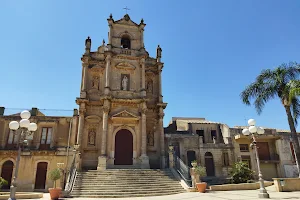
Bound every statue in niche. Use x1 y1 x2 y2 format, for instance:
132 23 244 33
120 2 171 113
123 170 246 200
92 76 99 90
147 132 154 146
213 136 216 144
147 80 153 94
121 75 129 91
88 130 96 146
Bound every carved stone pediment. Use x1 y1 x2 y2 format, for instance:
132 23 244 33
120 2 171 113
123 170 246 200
85 115 102 123
111 110 139 120
115 62 136 70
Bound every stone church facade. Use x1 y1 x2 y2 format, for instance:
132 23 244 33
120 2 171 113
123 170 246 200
76 14 167 170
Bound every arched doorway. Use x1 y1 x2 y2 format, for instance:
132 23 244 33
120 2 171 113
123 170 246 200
115 129 133 165
205 152 215 176
34 162 48 189
187 151 196 167
1 160 14 189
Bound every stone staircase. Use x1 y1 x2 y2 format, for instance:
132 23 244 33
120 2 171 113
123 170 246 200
71 169 186 198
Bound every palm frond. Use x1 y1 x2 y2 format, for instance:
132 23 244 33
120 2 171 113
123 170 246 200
291 97 300 126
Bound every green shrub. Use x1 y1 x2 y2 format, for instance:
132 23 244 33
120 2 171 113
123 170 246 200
0 177 8 188
49 168 61 188
194 165 206 177
230 161 254 184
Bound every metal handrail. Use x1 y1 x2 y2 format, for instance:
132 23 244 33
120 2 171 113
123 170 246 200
64 154 77 194
174 155 192 186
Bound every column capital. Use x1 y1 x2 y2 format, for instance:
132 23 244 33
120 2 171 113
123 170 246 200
79 109 86 116
103 106 110 114
105 54 112 61
140 58 145 65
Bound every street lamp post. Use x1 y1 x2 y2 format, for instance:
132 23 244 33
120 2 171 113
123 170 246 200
290 137 300 178
8 110 37 200
242 119 270 199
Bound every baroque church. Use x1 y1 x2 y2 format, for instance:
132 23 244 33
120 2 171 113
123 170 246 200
76 13 167 170
0 14 299 195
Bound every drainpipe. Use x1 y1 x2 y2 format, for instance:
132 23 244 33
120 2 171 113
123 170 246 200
64 118 73 187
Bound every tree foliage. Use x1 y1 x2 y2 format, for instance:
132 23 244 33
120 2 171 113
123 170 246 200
240 62 300 164
49 168 61 188
0 177 8 188
230 162 254 184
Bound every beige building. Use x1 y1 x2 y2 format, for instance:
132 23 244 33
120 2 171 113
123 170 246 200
0 108 78 191
231 126 300 180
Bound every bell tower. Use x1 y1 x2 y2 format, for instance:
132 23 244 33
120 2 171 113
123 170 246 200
76 14 167 170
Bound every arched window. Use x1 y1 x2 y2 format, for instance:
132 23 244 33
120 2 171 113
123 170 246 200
121 35 131 49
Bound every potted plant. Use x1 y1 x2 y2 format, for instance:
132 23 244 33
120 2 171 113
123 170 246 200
0 177 8 189
191 160 198 168
194 165 207 193
48 168 62 200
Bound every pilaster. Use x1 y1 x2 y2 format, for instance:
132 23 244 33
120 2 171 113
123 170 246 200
140 58 146 97
158 108 166 169
104 54 111 95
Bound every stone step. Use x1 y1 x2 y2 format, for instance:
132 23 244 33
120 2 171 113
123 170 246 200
70 169 185 198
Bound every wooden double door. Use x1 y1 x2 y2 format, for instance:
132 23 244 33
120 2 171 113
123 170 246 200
114 129 133 165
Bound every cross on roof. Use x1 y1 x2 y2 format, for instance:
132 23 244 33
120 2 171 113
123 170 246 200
123 6 130 14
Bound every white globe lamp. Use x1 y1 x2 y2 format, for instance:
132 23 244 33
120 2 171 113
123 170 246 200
28 123 38 132
9 121 19 130
242 128 250 136
248 119 256 126
20 110 31 119
19 119 30 128
257 127 265 135
249 125 257 134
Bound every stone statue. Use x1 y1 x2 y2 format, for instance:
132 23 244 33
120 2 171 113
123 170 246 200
122 75 128 91
88 130 96 145
213 136 216 144
147 132 154 146
156 45 162 58
147 81 153 94
92 77 99 90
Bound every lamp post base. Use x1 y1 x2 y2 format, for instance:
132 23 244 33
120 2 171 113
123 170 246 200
258 191 270 198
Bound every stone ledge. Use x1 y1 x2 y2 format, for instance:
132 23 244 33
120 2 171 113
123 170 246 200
0 192 43 199
273 178 300 192
210 181 273 191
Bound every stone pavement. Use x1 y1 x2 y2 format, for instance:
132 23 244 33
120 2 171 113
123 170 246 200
36 186 300 200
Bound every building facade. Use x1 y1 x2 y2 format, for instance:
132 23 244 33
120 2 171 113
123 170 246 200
76 14 167 170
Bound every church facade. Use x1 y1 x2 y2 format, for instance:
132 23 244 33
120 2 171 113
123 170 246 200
76 14 167 170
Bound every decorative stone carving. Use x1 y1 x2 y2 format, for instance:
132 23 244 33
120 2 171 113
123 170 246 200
92 76 100 90
147 80 153 94
147 131 154 146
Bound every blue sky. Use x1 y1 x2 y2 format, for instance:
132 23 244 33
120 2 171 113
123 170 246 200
1 0 300 130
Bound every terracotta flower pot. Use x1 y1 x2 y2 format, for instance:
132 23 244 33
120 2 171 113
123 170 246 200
196 182 207 193
49 188 62 200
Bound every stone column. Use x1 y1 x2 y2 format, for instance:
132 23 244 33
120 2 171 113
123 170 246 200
98 101 110 171
158 64 163 102
168 146 174 168
140 58 146 97
141 109 147 155
80 64 88 98
104 54 111 95
159 109 166 169
76 107 85 146
108 24 112 45
140 105 149 169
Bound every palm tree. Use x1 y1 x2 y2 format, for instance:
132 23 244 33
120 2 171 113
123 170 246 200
240 62 300 167
289 80 300 102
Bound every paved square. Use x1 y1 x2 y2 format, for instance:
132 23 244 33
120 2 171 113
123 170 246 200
35 186 300 200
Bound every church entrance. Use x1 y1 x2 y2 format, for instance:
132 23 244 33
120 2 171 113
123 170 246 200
114 129 133 165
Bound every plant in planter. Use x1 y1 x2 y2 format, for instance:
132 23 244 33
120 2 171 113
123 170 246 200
49 168 62 200
194 165 207 193
0 177 8 189
230 161 254 184
191 160 198 168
